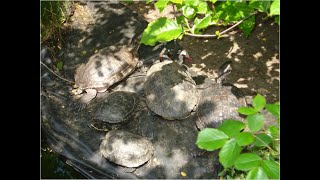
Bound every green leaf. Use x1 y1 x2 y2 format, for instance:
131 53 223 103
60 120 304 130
210 0 217 4
253 94 266 111
155 0 170 13
239 15 255 38
182 5 196 19
261 160 280 179
270 0 280 16
238 107 258 115
268 125 279 139
192 14 212 32
236 132 255 146
254 133 272 147
274 15 279 25
217 120 245 138
249 0 271 13
247 113 265 132
196 1 208 14
219 139 241 168
234 153 262 171
56 61 63 70
196 128 229 151
170 0 182 4
215 30 221 39
176 15 184 24
216 1 254 23
141 17 183 46
183 0 199 7
215 1 241 23
265 104 280 119
146 0 153 4
246 166 268 180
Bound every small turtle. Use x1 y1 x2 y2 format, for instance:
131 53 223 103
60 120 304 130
71 44 139 110
143 51 198 120
99 130 154 168
196 61 246 130
88 91 139 131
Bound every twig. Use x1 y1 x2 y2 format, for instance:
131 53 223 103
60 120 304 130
40 61 75 84
172 3 176 21
185 12 258 38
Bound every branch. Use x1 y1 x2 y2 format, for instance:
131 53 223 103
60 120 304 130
40 61 75 84
185 12 258 38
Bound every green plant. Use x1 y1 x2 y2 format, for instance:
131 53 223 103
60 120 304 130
196 94 280 179
140 0 280 46
40 1 73 43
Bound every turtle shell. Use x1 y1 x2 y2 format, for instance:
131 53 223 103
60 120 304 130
74 45 138 92
93 91 138 124
196 79 246 130
100 130 154 168
144 61 198 120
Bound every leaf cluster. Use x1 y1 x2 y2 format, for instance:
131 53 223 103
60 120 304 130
141 0 280 45
196 94 280 179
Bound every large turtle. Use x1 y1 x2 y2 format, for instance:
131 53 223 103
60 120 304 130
99 130 154 168
143 51 198 120
196 61 247 130
72 44 139 110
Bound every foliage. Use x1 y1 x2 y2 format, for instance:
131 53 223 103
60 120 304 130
141 0 280 45
40 1 73 43
196 94 280 179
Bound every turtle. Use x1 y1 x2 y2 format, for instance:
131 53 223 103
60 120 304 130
89 91 139 131
71 44 139 110
143 51 198 120
196 61 247 130
99 130 154 168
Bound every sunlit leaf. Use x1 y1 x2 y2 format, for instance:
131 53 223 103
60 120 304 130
183 0 199 7
234 153 262 171
246 166 268 179
247 113 265 132
219 139 241 168
197 1 208 14
182 5 196 19
141 17 183 46
192 14 212 31
236 132 255 146
170 0 182 4
238 107 258 115
218 120 245 138
196 128 229 151
268 125 279 139
265 104 280 119
155 0 170 13
254 133 272 147
261 160 280 179
270 0 280 16
249 0 271 13
253 94 266 111
216 1 254 23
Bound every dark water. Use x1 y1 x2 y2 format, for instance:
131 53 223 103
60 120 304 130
41 143 85 179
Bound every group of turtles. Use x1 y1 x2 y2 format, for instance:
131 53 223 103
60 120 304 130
70 39 246 170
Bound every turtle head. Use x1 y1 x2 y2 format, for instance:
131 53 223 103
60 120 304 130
216 61 232 84
177 49 192 65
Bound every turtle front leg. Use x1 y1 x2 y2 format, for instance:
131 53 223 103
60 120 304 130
73 89 97 111
80 88 97 104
